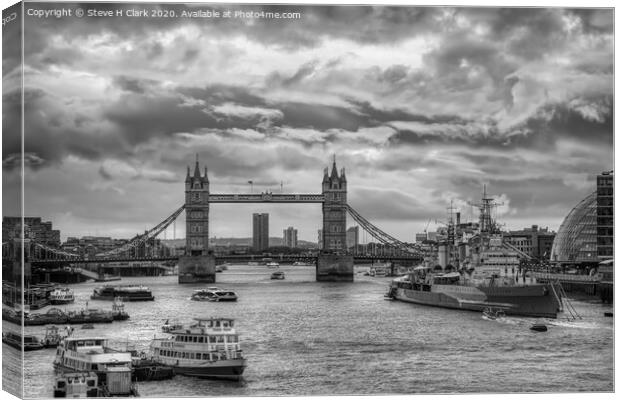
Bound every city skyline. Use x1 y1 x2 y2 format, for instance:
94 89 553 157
2 3 613 243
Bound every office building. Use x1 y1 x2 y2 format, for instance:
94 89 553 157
503 225 556 260
2 216 61 247
283 226 298 248
252 213 269 252
346 226 359 250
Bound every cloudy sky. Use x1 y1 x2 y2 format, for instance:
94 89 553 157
2 2 614 243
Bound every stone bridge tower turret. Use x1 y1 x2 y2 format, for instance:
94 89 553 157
322 158 347 253
185 157 210 256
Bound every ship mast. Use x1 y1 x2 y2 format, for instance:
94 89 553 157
469 185 502 235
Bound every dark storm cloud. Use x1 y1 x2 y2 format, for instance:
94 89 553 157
568 9 614 34
389 94 612 150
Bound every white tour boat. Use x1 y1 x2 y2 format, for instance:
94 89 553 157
150 317 246 380
49 287 75 305
191 287 238 302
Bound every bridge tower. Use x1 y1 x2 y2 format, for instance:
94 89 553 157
185 158 210 255
318 157 353 282
322 158 347 252
179 156 216 283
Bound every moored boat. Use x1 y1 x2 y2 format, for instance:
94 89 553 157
49 287 75 305
111 298 130 321
53 336 139 396
2 331 44 351
43 326 66 348
53 372 99 397
150 317 246 380
91 285 154 301
388 190 563 319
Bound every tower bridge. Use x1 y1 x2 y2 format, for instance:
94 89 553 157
3 157 424 285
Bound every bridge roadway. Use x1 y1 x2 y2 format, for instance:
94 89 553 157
25 253 423 265
208 193 324 203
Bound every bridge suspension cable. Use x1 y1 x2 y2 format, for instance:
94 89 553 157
32 242 81 259
95 205 185 258
346 204 422 256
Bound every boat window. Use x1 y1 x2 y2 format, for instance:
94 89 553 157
85 340 94 346
77 341 84 346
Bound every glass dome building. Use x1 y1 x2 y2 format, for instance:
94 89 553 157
551 191 598 263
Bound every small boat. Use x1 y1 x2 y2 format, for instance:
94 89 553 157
49 287 75 305
130 352 175 381
2 331 44 351
111 297 130 321
191 287 238 302
482 307 506 321
42 326 65 348
530 323 548 332
81 324 95 329
266 262 280 268
53 372 99 398
270 271 285 280
162 319 184 333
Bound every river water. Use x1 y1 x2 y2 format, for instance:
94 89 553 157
2 264 614 398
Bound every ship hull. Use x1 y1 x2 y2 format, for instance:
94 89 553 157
91 294 154 301
392 283 561 318
162 359 246 380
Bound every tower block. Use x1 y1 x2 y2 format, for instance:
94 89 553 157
318 158 353 282
179 158 216 284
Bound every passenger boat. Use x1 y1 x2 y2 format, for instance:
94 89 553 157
150 317 247 380
2 331 44 351
91 285 154 301
53 336 139 396
191 287 238 302
270 271 285 280
49 287 75 305
53 372 99 397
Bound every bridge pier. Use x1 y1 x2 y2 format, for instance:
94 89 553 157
316 254 354 282
178 255 216 284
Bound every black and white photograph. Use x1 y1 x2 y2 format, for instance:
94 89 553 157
1 1 615 398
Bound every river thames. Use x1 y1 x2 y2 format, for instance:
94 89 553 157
2 264 614 397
